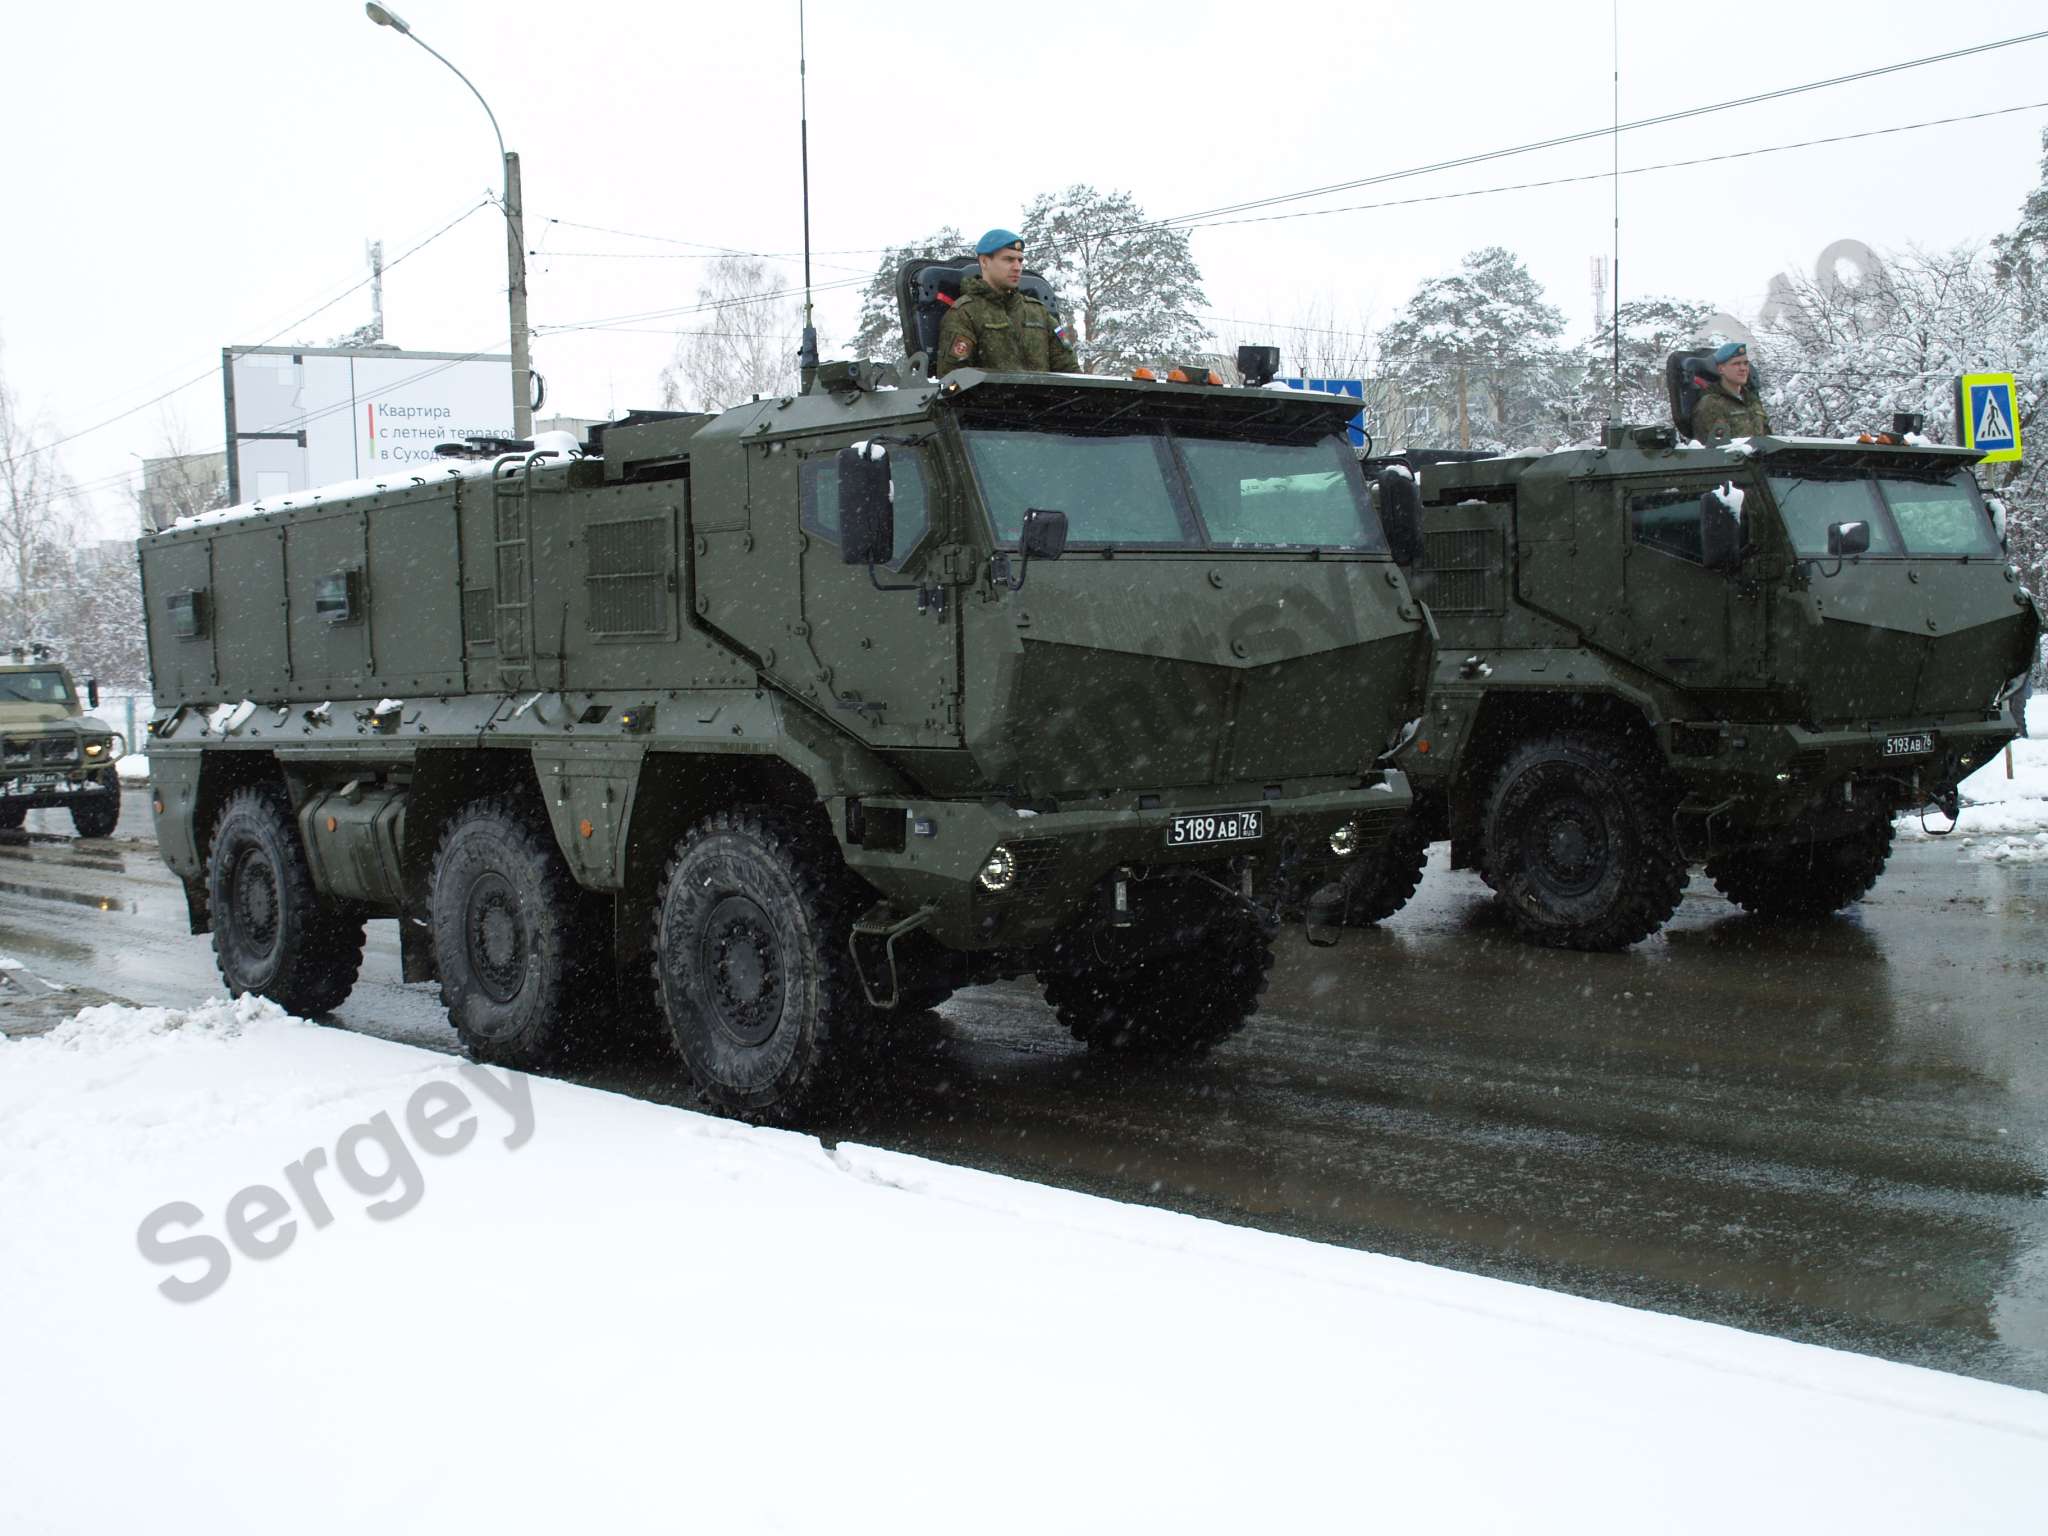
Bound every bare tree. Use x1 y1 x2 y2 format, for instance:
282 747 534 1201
657 256 800 411
0 345 81 646
56 545 147 690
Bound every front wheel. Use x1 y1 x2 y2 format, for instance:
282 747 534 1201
0 801 24 830
1705 817 1895 918
1328 813 1430 926
71 788 120 839
1041 880 1274 1057
206 786 366 1014
652 809 863 1120
1482 732 1685 950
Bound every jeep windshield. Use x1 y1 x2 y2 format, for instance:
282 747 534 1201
0 670 73 705
1767 469 1999 558
962 425 1387 553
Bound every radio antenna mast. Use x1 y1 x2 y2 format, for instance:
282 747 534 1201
1609 0 1622 420
796 0 819 393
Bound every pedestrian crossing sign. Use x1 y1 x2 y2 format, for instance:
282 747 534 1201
1954 371 2022 464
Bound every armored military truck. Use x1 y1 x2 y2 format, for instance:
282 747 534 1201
0 652 125 838
1341 415 2039 950
138 360 1430 1117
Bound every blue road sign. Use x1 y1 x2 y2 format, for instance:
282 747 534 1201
1282 377 1368 448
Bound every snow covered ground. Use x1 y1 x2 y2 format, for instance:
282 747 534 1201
2 997 2043 1534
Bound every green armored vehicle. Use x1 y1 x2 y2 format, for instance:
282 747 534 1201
0 651 125 838
1343 393 2039 950
137 330 1429 1116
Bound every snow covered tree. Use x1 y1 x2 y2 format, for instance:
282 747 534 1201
657 256 799 412
54 545 147 690
1570 296 1718 438
846 225 966 361
1019 186 1208 375
1377 247 1570 452
0 346 81 647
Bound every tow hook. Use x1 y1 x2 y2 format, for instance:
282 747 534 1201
1302 889 1344 947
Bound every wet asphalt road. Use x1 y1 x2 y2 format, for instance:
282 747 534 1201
4 786 2045 1393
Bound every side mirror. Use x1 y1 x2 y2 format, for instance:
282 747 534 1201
1376 468 1424 566
1020 508 1069 562
836 443 894 566
1699 489 1743 573
1826 520 1870 558
86 678 100 709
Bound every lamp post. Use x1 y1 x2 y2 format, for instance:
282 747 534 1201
364 3 532 437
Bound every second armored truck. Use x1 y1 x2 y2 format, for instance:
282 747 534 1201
1349 423 2039 949
139 367 1430 1116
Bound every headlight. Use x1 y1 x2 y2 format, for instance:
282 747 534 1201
1329 822 1359 856
84 741 107 758
977 845 1017 893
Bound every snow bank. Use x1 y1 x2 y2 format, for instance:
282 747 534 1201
115 752 150 784
2 999 2044 1534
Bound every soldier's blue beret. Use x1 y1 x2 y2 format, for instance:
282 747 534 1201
975 228 1024 256
1712 341 1748 364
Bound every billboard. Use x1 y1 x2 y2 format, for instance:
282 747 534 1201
224 344 512 504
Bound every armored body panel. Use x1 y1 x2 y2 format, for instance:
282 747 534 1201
140 368 1431 1115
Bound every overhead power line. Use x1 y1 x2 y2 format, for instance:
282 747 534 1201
22 199 494 467
1154 27 2048 228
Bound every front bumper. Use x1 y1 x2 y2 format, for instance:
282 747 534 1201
833 771 1413 949
2 765 119 811
1669 713 2018 842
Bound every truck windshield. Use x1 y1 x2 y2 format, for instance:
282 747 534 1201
0 670 73 705
1768 470 1997 557
962 426 1385 551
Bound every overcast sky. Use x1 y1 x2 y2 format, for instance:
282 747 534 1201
4 0 2045 538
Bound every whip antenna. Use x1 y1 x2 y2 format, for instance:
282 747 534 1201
1609 0 1622 419
797 0 819 393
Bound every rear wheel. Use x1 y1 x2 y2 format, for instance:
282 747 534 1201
1042 880 1274 1058
1482 732 1684 950
652 809 864 1120
206 787 366 1015
71 788 120 839
431 796 594 1070
1706 817 1895 918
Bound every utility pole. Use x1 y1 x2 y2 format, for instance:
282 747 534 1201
367 240 385 343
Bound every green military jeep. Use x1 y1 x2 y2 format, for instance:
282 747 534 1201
0 654 126 838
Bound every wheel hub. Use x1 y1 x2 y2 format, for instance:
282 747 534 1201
464 872 527 1003
701 895 782 1048
232 851 280 952
1529 801 1608 898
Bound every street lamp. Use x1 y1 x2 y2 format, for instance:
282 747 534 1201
364 3 532 437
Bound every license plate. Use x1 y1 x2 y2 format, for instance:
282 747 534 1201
1167 809 1264 847
4 774 61 796
1882 732 1934 758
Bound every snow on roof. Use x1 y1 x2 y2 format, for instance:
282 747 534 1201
172 435 584 529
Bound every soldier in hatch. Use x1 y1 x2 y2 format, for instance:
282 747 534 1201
935 228 1080 377
1692 340 1772 447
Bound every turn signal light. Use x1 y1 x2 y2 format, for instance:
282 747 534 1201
1132 367 1157 380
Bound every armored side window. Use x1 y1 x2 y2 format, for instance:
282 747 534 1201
1628 487 1709 564
315 567 364 625
801 449 930 568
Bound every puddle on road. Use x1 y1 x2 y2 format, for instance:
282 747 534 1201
0 877 137 913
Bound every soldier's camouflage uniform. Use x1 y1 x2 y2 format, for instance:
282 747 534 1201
1693 380 1772 447
935 276 1079 377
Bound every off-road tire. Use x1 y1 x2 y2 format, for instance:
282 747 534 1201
652 808 864 1120
1705 817 1895 918
206 786 366 1015
1332 813 1431 926
431 795 595 1071
0 801 25 830
1041 881 1274 1058
1482 732 1685 951
70 789 120 839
